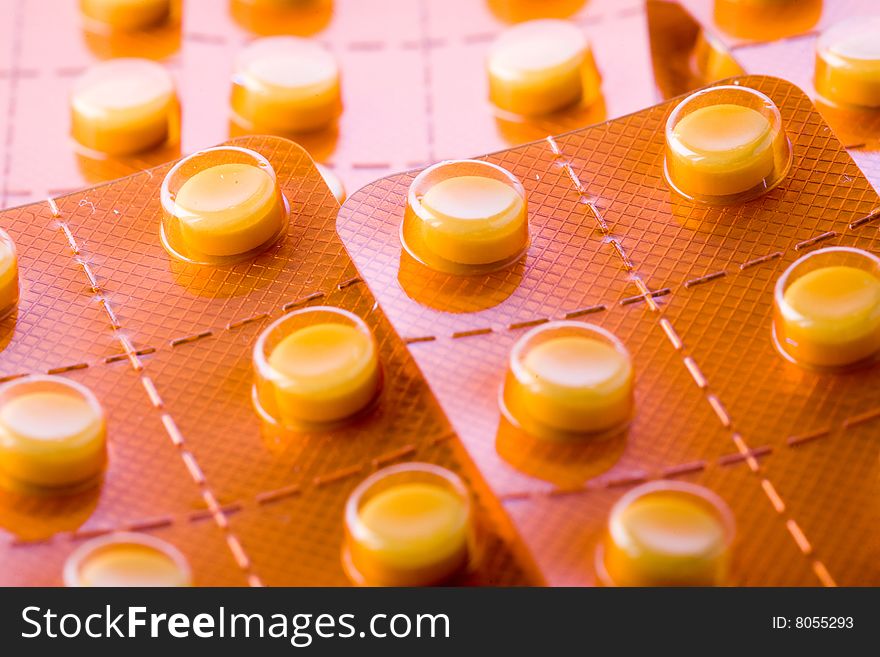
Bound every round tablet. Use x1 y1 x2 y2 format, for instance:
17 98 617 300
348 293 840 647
230 0 333 36
64 532 192 587
0 229 19 319
231 36 341 133
664 85 790 203
774 247 880 369
501 321 633 439
71 58 177 156
344 463 471 586
0 376 106 491
816 17 880 108
402 159 529 274
713 0 822 41
487 19 601 116
253 307 382 428
160 146 288 264
487 0 586 23
600 482 734 586
80 0 172 31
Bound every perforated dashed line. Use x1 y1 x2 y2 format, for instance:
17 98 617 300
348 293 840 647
685 271 726 288
659 318 683 350
401 202 880 345
9 430 457 548
740 251 782 270
849 207 880 229
795 230 839 251
658 310 839 583
170 330 213 347
5 273 362 381
565 304 606 319
48 196 264 588
786 427 830 447
172 3 644 57
663 319 837 583
842 406 880 429
541 146 839 586
682 357 708 389
0 1 23 208
418 0 436 162
718 443 770 470
47 363 88 375
761 479 786 513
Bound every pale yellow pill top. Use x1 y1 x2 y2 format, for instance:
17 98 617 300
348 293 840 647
267 322 380 425
268 322 377 394
673 104 771 160
64 533 192 587
1 392 98 442
784 266 880 328
523 336 630 390
344 463 472 586
616 495 725 558
0 229 19 318
506 325 634 436
816 17 880 107
173 162 284 258
665 87 789 201
405 161 529 272
0 376 106 491
80 0 172 31
512 328 633 433
488 19 599 115
422 175 522 228
778 263 880 367
232 36 341 133
71 58 176 155
359 482 470 571
603 483 733 587
826 28 880 61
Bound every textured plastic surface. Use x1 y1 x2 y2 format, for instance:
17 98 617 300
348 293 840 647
0 135 540 586
339 76 880 586
2 1 879 587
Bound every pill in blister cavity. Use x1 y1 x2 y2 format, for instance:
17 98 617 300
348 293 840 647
343 463 473 587
713 0 822 41
487 19 601 116
486 0 586 23
401 159 529 275
773 247 880 371
230 0 333 37
815 17 880 108
253 307 382 429
64 532 192 587
230 36 341 134
0 376 107 493
597 482 735 587
500 321 634 440
664 85 791 204
160 146 289 264
70 58 178 156
0 229 19 320
316 163 347 204
80 0 172 31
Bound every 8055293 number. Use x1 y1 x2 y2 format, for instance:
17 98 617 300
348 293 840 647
795 617 853 629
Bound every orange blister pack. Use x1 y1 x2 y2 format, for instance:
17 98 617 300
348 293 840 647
664 0 880 191
339 75 880 586
0 135 541 586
